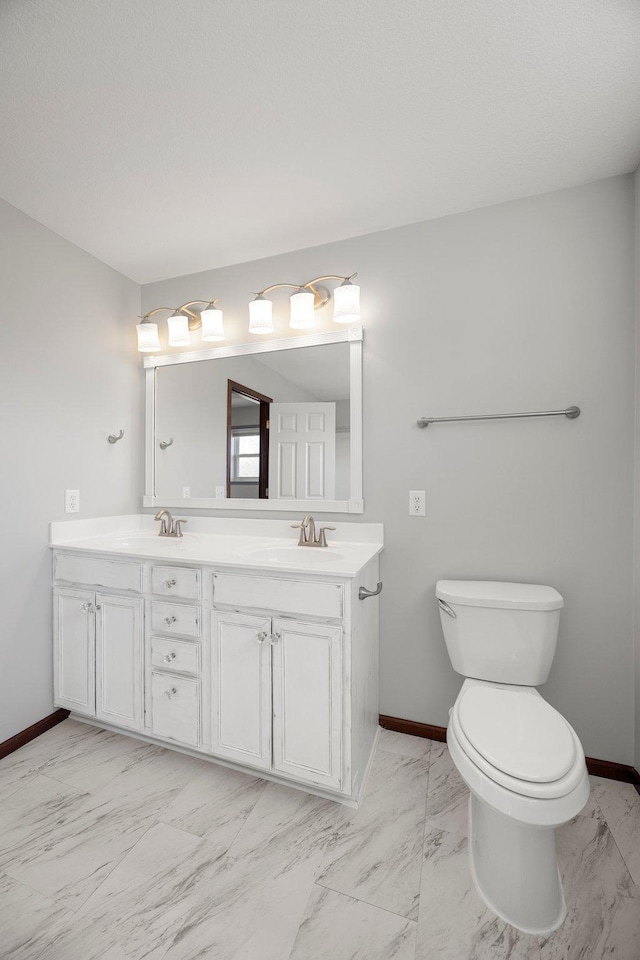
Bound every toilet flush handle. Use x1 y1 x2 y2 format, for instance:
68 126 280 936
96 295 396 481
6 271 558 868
438 599 457 618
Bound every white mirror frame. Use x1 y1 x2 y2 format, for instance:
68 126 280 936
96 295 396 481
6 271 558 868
143 326 364 513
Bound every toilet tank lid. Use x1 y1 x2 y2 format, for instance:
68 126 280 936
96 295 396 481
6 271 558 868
436 580 564 611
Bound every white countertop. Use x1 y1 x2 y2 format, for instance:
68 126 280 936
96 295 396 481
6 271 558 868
50 515 383 578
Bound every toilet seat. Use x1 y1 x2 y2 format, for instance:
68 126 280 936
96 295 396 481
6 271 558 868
458 684 575 782
450 682 586 801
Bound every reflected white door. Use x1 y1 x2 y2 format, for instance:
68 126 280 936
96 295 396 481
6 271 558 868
268 402 336 499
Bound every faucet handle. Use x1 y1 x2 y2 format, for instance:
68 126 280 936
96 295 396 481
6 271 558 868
317 526 336 547
173 519 188 538
291 522 307 546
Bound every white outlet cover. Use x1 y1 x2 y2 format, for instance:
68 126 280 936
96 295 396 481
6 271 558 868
65 489 80 513
182 486 191 499
409 490 426 516
215 486 225 499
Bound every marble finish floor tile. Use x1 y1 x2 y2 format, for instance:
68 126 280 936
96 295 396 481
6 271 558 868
377 728 433 760
290 885 417 960
4 722 640 960
317 745 429 920
424 739 470 836
417 824 541 959
39 724 152 794
590 775 640 886
0 774 157 911
0 872 73 960
540 815 640 960
159 759 266 841
159 783 347 960
38 821 205 960
0 719 98 801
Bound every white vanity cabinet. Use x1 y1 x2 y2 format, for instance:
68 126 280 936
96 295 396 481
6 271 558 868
51 526 381 805
53 576 143 731
210 611 342 790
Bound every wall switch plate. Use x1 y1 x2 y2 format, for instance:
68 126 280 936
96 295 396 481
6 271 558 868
409 490 425 516
215 486 225 499
65 489 80 513
182 486 190 499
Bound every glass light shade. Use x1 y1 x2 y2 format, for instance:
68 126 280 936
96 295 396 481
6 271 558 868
333 281 361 323
167 313 191 346
249 296 273 334
289 289 315 329
200 307 225 341
136 321 160 352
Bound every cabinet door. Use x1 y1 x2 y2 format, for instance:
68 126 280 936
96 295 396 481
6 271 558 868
210 612 271 770
95 593 143 731
53 587 96 716
272 618 342 790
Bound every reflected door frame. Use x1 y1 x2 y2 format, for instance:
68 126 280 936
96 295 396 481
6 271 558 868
226 380 272 499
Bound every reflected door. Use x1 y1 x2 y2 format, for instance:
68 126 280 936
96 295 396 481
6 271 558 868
268 402 336 499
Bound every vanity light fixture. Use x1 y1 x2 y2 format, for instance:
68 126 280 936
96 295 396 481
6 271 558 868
248 274 360 334
136 299 224 353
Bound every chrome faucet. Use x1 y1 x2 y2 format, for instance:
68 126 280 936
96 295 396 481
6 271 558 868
154 509 188 538
291 515 336 548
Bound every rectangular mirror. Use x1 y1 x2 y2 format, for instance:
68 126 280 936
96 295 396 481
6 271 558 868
143 328 363 513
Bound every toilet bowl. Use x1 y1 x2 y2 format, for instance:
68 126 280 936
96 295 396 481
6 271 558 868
447 679 589 934
436 580 590 935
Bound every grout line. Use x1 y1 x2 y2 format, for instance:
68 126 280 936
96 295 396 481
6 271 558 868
312 879 419 925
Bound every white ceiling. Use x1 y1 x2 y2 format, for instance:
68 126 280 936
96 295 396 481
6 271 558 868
1 0 639 284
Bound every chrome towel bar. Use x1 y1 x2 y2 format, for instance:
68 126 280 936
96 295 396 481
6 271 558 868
417 406 580 428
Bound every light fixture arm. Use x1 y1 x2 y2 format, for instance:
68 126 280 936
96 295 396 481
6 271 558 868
256 274 357 297
141 299 220 331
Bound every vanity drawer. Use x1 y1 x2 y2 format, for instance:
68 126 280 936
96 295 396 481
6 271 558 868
151 637 201 676
151 673 201 746
151 565 201 600
54 554 143 593
212 573 343 620
151 601 200 637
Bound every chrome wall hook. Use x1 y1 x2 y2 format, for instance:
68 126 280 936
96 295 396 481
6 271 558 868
107 429 125 444
159 438 174 449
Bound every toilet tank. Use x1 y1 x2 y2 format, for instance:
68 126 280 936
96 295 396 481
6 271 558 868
435 580 564 685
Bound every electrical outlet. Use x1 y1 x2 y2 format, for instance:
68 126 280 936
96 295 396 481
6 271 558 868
65 489 80 513
215 486 225 499
182 486 191 499
409 490 425 516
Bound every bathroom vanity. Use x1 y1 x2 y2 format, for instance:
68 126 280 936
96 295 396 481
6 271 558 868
50 516 382 805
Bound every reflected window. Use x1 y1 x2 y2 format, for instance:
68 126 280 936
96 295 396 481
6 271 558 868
230 427 260 481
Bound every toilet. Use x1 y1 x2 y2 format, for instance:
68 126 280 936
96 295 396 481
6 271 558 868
436 579 590 936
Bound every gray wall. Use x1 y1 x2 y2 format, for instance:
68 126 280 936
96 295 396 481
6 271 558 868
0 198 142 742
143 175 636 764
635 165 640 772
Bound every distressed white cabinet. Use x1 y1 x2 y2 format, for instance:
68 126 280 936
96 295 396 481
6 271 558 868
53 586 143 730
210 611 272 770
52 546 380 804
271 618 343 790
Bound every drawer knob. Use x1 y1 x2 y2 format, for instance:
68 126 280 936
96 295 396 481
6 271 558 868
164 615 177 625
163 652 177 663
164 687 178 699
164 579 177 588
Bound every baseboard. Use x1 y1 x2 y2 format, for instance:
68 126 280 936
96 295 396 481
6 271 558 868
379 714 447 742
379 714 640 794
0 709 70 761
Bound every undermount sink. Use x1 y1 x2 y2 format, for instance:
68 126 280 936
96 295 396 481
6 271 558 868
112 533 198 548
245 546 344 564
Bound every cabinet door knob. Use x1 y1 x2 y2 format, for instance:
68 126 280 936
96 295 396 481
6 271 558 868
256 631 267 644
164 687 178 699
269 632 281 645
164 579 177 588
163 652 177 663
81 602 92 612
164 615 177 625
